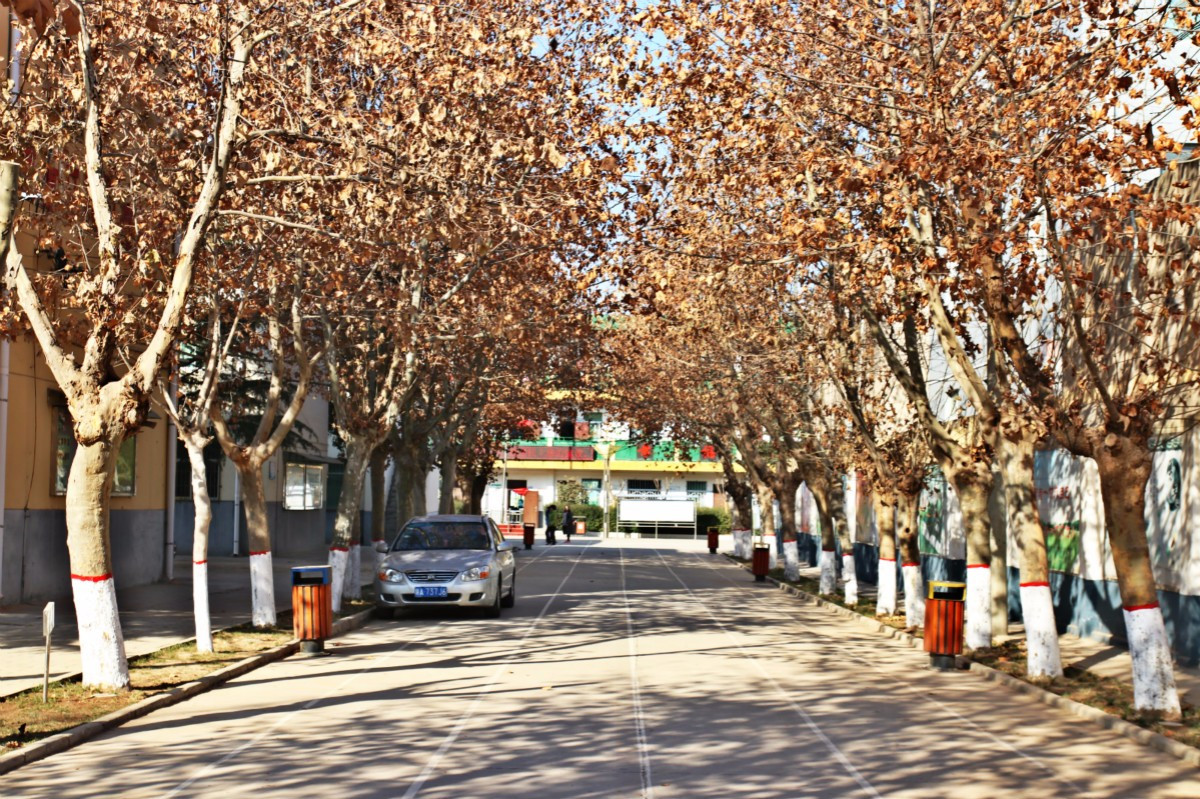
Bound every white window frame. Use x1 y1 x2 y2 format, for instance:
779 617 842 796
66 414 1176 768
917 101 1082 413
284 461 326 510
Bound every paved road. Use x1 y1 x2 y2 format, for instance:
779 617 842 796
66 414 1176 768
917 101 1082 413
4 539 1199 798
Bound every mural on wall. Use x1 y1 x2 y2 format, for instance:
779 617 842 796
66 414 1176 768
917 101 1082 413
1147 438 1191 593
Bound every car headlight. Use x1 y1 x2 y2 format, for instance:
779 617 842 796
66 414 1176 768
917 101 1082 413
378 568 406 583
459 566 491 582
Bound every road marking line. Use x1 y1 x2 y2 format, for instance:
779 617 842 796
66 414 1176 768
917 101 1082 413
619 547 654 799
653 549 882 799
400 547 590 799
689 552 1092 797
162 621 451 798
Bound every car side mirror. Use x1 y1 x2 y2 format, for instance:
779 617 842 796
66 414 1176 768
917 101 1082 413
374 540 389 554
497 540 517 552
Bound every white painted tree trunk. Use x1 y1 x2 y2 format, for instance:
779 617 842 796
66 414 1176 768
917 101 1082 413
1020 583 1063 678
1124 605 1182 715
902 563 925 628
193 562 212 653
842 553 858 605
327 441 371 613
249 550 275 627
819 549 836 594
328 546 349 614
966 565 991 650
64 436 130 690
783 540 800 581
186 440 213 652
344 543 362 602
72 576 129 689
876 558 897 616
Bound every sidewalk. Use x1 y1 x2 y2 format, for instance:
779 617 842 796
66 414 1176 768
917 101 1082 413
792 559 1200 707
0 553 376 698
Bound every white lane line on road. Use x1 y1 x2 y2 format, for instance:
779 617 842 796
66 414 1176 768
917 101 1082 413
400 546 590 799
652 550 883 799
620 547 654 799
162 621 452 798
690 553 1092 798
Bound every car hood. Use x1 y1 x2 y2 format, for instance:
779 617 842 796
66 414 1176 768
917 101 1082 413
383 550 492 571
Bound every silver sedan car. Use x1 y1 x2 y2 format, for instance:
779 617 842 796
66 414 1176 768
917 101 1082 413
374 515 517 618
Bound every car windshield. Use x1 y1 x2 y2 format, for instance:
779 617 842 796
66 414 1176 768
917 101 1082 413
393 522 492 551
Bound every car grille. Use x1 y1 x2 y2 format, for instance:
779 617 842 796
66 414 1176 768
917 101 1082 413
405 570 459 583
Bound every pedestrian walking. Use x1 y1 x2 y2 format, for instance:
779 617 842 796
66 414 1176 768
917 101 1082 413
545 504 558 545
562 506 575 543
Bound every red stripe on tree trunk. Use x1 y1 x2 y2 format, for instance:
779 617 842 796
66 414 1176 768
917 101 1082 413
194 560 208 566
71 573 112 582
966 563 990 568
329 546 349 552
1124 602 1160 612
879 557 896 562
902 562 919 568
1020 581 1050 588
249 550 271 557
822 548 835 552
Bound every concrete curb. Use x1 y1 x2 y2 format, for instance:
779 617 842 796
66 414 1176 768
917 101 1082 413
0 606 374 776
725 555 1200 769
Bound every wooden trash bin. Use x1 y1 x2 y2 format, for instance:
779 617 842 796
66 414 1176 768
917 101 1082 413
924 580 966 670
292 565 332 655
752 544 771 582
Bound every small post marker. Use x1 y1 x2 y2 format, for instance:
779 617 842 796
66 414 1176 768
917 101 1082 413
42 601 55 703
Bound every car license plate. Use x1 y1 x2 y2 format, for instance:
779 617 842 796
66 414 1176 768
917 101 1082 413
414 586 447 599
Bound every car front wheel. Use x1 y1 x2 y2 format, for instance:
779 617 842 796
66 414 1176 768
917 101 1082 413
501 571 516 608
486 577 502 618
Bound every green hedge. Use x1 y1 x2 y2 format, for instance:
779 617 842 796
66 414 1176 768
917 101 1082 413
696 506 731 535
548 503 609 532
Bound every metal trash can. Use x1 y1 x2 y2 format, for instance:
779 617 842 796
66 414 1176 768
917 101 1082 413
292 565 332 654
707 526 719 554
752 544 770 582
924 580 966 670
523 523 535 550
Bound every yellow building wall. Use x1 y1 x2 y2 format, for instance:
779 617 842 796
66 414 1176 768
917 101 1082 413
4 335 171 512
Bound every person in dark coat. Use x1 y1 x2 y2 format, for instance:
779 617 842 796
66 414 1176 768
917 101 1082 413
562 506 576 543
545 504 558 545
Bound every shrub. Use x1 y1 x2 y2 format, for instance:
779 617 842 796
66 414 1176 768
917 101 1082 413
548 503 605 532
696 506 731 535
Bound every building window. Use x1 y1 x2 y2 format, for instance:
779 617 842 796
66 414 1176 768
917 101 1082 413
627 479 657 492
54 407 136 496
284 462 326 510
686 480 708 497
582 478 601 505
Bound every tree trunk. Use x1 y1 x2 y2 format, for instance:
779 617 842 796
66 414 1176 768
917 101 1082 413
829 476 858 604
874 490 898 617
777 478 798 541
950 471 994 649
1093 437 1181 715
438 444 459 514
328 438 372 613
722 462 754 531
987 468 1011 636
185 438 214 653
469 472 488 514
753 481 776 539
999 430 1062 678
65 434 130 690
897 490 925 629
370 447 389 572
239 463 275 628
817 505 837 595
